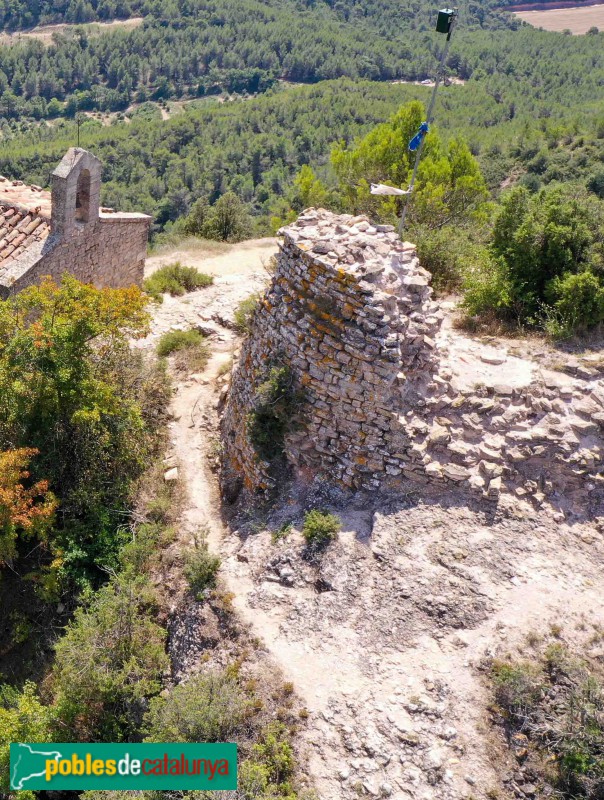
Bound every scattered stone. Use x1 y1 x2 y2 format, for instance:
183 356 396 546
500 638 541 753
164 467 179 482
480 349 507 365
442 463 470 482
428 424 450 445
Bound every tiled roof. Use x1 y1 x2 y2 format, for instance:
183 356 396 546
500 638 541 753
0 204 50 279
0 177 52 216
0 170 151 288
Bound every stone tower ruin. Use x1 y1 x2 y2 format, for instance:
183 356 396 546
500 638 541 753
221 209 604 516
221 208 443 496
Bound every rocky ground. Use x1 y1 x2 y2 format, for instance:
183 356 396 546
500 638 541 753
225 483 604 800
141 236 604 800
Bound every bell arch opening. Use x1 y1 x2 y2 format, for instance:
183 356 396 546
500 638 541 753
75 169 91 223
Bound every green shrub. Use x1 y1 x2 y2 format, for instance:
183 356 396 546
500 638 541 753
272 521 293 543
461 254 513 319
487 185 602 326
157 329 204 356
201 192 253 242
247 364 302 463
180 197 211 237
234 293 261 333
0 276 162 591
491 648 604 798
146 492 176 524
460 184 604 334
491 660 543 721
302 510 341 548
156 329 210 371
184 539 221 598
545 270 604 337
53 576 168 741
518 173 541 193
144 262 213 302
143 670 250 743
119 521 175 574
251 722 296 787
526 150 549 175
0 682 54 799
587 170 604 198
415 227 491 292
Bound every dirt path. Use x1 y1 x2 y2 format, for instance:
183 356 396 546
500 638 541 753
169 352 231 548
145 237 278 278
137 241 272 544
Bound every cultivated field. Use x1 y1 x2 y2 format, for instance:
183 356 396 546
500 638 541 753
513 4 604 33
0 17 143 46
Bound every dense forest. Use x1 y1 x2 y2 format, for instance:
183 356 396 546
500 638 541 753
0 0 602 132
0 76 601 230
0 0 601 133
0 0 471 120
0 0 146 30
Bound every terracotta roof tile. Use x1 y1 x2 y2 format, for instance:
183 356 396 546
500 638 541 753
0 203 50 277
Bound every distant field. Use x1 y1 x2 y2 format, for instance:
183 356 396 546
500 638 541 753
513 4 604 33
0 17 143 46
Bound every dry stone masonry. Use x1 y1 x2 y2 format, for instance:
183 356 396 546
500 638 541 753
221 209 604 517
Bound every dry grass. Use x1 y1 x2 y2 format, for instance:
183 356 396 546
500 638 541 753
148 235 232 259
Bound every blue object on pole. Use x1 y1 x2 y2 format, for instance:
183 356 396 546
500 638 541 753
409 121 430 152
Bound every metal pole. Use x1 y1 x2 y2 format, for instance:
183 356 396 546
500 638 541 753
398 13 457 238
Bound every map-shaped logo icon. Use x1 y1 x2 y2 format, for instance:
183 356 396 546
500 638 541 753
11 743 63 790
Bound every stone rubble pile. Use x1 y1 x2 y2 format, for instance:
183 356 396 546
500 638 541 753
221 208 604 515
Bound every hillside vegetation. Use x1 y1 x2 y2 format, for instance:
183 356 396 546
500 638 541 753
0 275 312 800
0 0 600 122
4 69 604 333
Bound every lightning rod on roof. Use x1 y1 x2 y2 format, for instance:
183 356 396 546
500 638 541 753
370 7 459 238
76 113 83 148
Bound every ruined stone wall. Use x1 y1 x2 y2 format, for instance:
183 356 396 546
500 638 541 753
8 216 149 294
221 208 442 496
221 209 604 515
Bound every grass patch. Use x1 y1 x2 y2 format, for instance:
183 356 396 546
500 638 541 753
157 329 204 356
216 357 233 378
143 669 250 743
490 645 604 798
234 293 261 334
156 329 210 373
144 262 213 302
271 521 293 543
302 510 340 549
